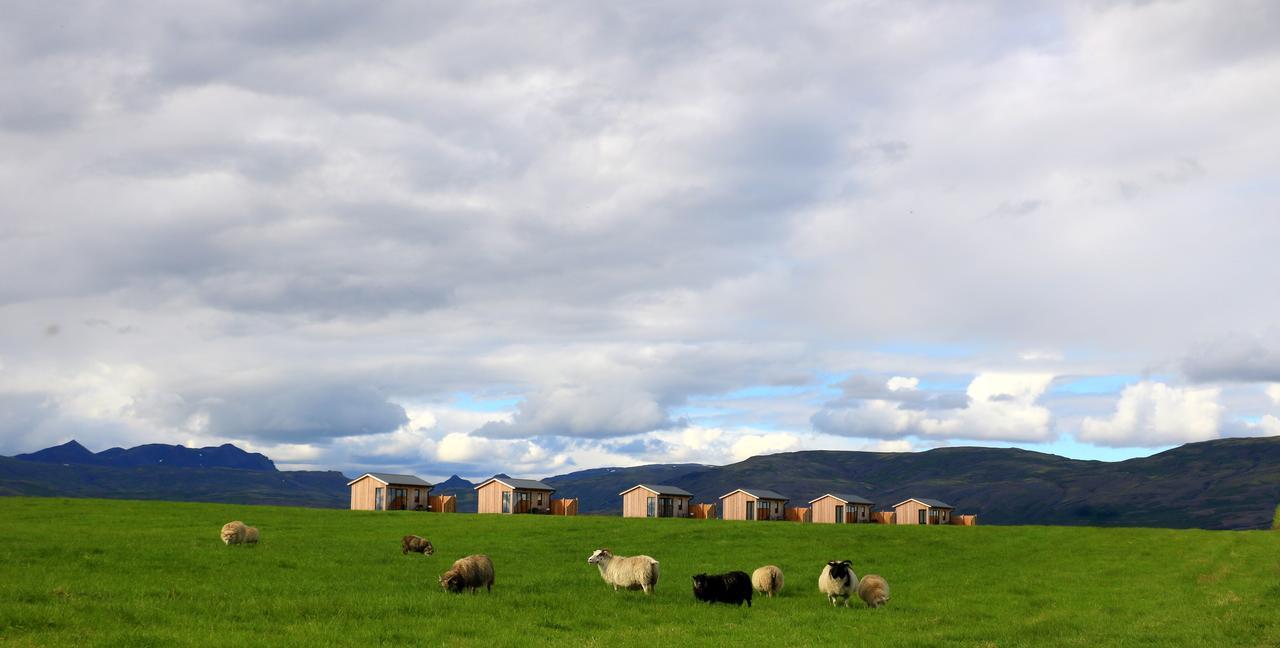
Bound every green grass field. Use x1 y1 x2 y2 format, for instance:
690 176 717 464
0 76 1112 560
1 497 1278 647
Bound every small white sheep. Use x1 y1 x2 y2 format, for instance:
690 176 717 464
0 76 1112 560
857 574 890 608
587 548 659 594
818 560 855 607
752 565 784 597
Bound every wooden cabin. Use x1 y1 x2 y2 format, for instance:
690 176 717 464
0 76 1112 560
892 498 955 525
719 488 789 521
348 472 433 511
808 493 874 524
474 476 556 514
619 484 693 518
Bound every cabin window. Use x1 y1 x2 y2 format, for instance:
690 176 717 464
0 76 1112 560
537 493 543 505
647 497 656 517
375 487 384 510
414 489 420 504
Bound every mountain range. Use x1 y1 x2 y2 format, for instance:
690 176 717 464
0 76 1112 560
3 437 1280 529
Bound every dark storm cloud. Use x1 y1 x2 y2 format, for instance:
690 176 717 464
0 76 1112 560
1182 333 1280 383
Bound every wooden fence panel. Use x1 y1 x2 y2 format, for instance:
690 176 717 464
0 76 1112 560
785 507 811 523
428 495 457 513
690 503 717 519
950 514 977 526
871 511 895 524
551 498 578 515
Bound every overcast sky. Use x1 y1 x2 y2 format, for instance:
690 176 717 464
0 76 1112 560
2 1 1279 480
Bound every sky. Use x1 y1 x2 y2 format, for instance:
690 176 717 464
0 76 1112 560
2 1 1279 481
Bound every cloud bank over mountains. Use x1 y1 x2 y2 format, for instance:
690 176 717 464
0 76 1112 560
2 1 1279 478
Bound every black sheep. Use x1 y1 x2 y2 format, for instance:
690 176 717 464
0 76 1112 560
692 571 753 607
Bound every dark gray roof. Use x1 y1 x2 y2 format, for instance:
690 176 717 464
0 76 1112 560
624 484 692 497
811 493 873 505
481 476 555 491
724 487 788 501
898 497 953 509
357 472 432 487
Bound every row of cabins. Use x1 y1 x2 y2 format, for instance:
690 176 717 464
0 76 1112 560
348 472 968 525
348 472 576 515
619 484 966 525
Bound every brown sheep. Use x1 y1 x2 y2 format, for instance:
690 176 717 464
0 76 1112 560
857 574 890 608
440 554 494 594
402 535 435 555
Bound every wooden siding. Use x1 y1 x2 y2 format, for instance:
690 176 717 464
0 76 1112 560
872 511 895 524
690 503 717 519
811 496 875 524
785 507 811 522
893 500 953 525
349 475 380 511
721 491 756 520
622 489 690 517
476 481 512 514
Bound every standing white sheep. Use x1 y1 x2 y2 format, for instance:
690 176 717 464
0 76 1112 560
587 548 659 594
752 565 785 597
818 560 855 607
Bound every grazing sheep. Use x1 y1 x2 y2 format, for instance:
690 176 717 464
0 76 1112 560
818 560 855 607
857 574 890 608
439 554 494 594
220 521 252 545
751 565 784 597
692 571 753 607
402 535 435 555
243 525 259 544
587 548 659 594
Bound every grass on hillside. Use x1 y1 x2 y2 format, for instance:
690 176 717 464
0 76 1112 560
1 497 1278 647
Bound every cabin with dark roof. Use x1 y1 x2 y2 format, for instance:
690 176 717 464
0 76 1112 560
475 476 556 514
808 493 874 524
893 497 955 525
720 488 789 521
347 472 433 511
619 484 693 518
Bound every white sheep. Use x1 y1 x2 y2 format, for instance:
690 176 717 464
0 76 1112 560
818 560 855 607
587 548 659 594
752 565 784 597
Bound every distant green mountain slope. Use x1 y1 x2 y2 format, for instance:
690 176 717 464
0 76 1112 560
544 437 1280 529
0 457 347 508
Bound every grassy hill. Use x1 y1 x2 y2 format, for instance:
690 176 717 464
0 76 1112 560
1 497 1277 646
547 437 1280 529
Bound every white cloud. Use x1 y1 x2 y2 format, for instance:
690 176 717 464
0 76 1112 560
729 432 802 462
886 376 919 392
812 373 1056 443
1078 382 1222 447
1267 384 1280 405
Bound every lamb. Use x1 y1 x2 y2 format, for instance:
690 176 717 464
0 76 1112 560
818 560 855 607
402 535 435 555
220 521 258 545
587 548 659 594
692 571 753 607
857 574 890 608
751 565 784 597
439 554 494 594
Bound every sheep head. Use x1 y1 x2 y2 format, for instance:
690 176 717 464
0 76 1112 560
587 548 613 565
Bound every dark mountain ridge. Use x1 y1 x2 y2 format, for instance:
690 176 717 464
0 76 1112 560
15 439 276 471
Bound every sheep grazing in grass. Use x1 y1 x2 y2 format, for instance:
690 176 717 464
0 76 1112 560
402 535 434 556
692 571 753 607
220 521 257 545
752 565 784 598
587 548 659 594
440 554 494 594
818 560 855 607
857 574 890 608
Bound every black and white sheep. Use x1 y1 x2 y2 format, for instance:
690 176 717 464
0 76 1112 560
752 565 784 597
587 548 659 594
402 535 435 555
692 571 753 607
818 560 855 607
440 554 494 593
857 574 890 608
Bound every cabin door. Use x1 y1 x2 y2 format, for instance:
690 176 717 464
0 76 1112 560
835 505 844 523
746 502 755 520
918 509 927 525
646 497 656 518
374 487 383 510
502 491 511 513
659 497 673 517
